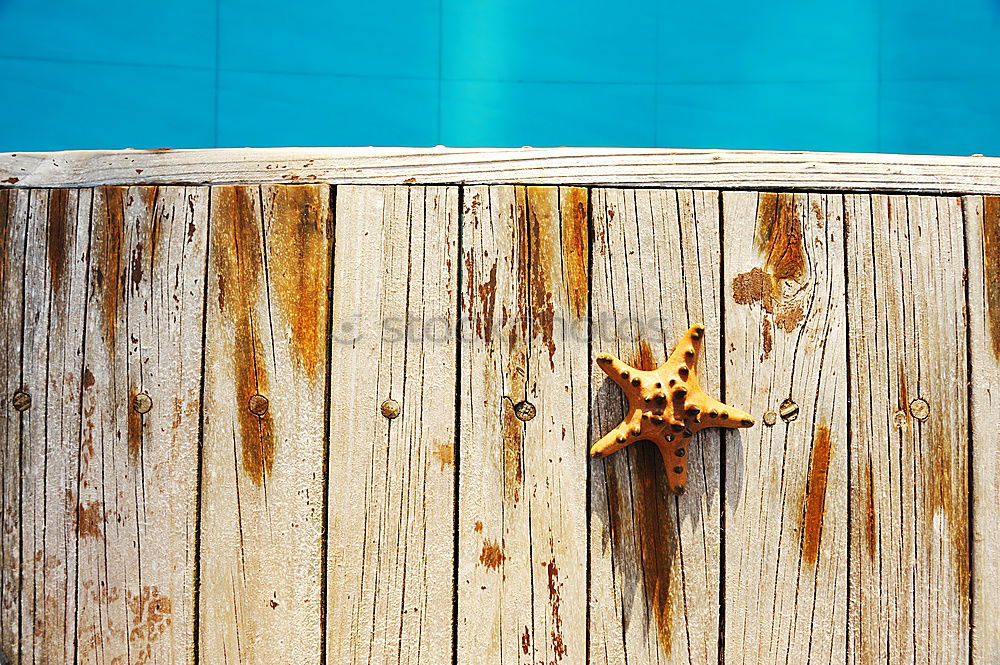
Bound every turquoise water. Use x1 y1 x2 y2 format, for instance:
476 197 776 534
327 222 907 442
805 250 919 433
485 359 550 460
2 0 998 155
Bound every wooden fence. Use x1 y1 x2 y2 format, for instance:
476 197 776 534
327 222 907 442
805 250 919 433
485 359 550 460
0 148 998 665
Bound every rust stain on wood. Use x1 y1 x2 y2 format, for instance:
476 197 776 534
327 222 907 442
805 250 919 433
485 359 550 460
761 318 773 358
732 267 775 308
559 187 589 319
128 386 143 459
527 187 558 370
774 303 804 332
212 186 275 485
477 263 498 341
76 501 104 539
801 423 832 566
865 461 876 560
927 411 970 596
96 187 125 355
502 403 523 503
633 338 656 371
547 560 567 661
479 539 506 571
756 192 806 281
266 185 330 382
46 188 70 291
126 585 172 665
474 520 483 533
632 442 678 655
983 196 1000 358
431 441 454 471
521 626 531 655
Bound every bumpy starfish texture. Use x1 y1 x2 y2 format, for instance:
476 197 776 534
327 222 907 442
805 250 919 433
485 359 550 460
592 324 754 495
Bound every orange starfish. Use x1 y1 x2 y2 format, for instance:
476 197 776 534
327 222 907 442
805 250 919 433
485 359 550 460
591 324 754 495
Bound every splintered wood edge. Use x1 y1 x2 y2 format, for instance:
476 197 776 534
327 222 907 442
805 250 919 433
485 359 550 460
3 147 1000 193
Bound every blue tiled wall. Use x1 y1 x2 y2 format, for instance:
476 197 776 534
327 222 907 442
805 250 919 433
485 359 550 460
2 0 998 154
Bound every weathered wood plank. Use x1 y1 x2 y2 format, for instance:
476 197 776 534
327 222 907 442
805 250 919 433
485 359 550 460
588 188 722 665
723 191 848 665
966 194 1000 664
76 185 208 665
199 185 329 665
325 185 458 664
0 189 28 664
4 148 1000 194
17 188 91 664
845 194 969 664
457 186 589 665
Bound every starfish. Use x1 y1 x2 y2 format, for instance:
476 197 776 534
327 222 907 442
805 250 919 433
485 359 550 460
591 324 754 495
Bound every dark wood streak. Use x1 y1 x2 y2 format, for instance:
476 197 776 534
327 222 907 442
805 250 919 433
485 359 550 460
46 188 70 291
212 186 274 485
983 196 1000 359
95 187 125 358
527 187 557 370
266 185 330 383
605 441 677 656
559 188 589 320
128 387 143 459
756 192 806 281
865 461 876 560
801 423 832 566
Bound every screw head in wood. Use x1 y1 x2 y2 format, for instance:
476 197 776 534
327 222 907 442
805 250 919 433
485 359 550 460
11 390 30 412
512 400 536 422
248 394 269 416
132 392 153 414
380 398 400 419
779 398 799 422
909 398 930 421
763 410 777 426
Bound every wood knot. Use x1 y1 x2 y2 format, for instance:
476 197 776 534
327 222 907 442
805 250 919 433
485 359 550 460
909 398 930 421
132 392 152 415
248 394 269 416
779 398 799 422
11 390 30 412
509 399 536 422
380 398 400 419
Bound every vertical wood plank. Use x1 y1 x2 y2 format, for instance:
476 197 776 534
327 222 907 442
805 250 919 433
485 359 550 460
325 185 458 664
76 186 208 665
967 195 1000 663
1 190 28 664
845 194 969 664
200 184 330 665
588 188 722 665
457 186 589 665
17 188 91 664
723 192 848 665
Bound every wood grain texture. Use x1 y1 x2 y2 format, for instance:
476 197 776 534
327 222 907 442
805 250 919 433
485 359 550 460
1 189 28 664
199 185 329 665
845 194 969 665
588 188 722 665
74 185 208 665
4 148 1000 193
457 186 589 665
16 188 90 665
723 192 848 665
325 185 458 665
966 195 1000 664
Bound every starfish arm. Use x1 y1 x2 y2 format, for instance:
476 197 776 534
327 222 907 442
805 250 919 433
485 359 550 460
654 439 689 495
595 352 640 391
591 422 633 458
665 324 706 370
689 393 755 430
